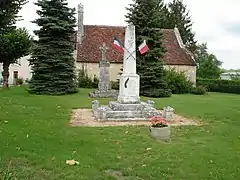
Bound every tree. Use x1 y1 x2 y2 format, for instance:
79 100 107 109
28 0 78 95
125 0 171 97
0 28 32 88
0 0 31 88
0 0 27 33
167 0 197 52
195 43 222 79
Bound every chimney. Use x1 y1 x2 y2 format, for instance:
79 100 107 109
77 3 84 44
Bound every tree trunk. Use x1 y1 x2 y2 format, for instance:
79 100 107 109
2 61 10 88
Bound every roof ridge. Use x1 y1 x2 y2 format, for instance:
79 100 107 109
84 24 125 28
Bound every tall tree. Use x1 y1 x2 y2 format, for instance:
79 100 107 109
0 0 31 88
195 43 222 79
167 0 197 52
125 0 171 97
29 0 78 95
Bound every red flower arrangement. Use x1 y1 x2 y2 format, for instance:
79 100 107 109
149 115 168 128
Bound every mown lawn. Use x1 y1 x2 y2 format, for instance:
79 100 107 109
0 87 240 180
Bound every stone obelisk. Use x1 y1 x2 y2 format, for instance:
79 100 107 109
117 25 140 104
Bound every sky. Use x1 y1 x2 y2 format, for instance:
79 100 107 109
16 0 240 69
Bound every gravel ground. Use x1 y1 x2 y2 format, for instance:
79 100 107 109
70 109 200 127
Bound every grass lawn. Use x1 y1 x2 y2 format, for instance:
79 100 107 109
0 87 240 180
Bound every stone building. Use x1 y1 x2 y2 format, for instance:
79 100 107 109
76 4 197 84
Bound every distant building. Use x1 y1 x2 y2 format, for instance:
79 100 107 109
220 72 240 80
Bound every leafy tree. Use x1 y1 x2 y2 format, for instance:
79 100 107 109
0 0 31 88
167 0 197 52
28 0 78 95
0 0 27 33
195 43 222 79
0 28 32 88
125 0 171 97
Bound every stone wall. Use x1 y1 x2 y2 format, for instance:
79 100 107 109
75 62 196 84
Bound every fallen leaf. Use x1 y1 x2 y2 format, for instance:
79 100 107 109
26 134 29 138
16 146 20 151
146 148 152 151
125 131 128 134
142 164 146 167
117 156 121 159
4 121 8 124
116 141 120 144
66 159 79 166
52 157 55 161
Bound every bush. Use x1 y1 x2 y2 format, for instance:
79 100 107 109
191 85 207 95
16 78 24 85
77 67 99 89
111 81 119 90
166 68 193 94
141 89 172 98
197 78 240 94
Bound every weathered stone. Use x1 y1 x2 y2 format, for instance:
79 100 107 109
163 106 174 121
89 43 117 98
91 24 162 121
117 25 140 104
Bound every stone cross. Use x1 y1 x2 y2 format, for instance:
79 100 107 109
99 43 109 61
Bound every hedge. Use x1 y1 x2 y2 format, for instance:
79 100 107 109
197 78 240 94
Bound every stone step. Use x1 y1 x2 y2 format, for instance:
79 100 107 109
109 101 150 111
106 110 146 119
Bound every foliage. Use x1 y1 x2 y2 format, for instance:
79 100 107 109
195 43 222 79
166 68 193 94
0 28 32 64
28 0 78 95
191 85 208 95
0 28 32 88
77 67 98 88
16 78 24 85
0 0 27 34
230 73 240 81
197 78 240 94
166 0 197 52
111 81 119 90
126 0 171 97
1 87 240 179
149 115 168 128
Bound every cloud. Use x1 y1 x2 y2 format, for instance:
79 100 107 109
16 0 240 69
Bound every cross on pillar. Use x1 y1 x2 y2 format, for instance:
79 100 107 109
99 42 109 61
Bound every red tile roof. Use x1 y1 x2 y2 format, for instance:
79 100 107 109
77 25 196 66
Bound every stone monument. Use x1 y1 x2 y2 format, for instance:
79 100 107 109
89 43 117 98
91 25 161 121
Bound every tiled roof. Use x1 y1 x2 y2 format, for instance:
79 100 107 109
77 25 196 66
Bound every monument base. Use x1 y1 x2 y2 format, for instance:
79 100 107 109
89 89 118 98
92 100 162 121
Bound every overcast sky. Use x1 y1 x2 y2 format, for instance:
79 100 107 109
16 0 240 69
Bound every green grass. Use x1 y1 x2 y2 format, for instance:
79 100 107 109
0 87 240 179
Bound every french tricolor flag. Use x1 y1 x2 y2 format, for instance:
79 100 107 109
138 40 149 55
113 36 124 53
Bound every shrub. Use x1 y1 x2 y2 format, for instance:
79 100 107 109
111 81 119 90
77 67 98 88
166 68 193 94
197 78 240 94
16 78 24 85
191 85 207 95
141 89 172 98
